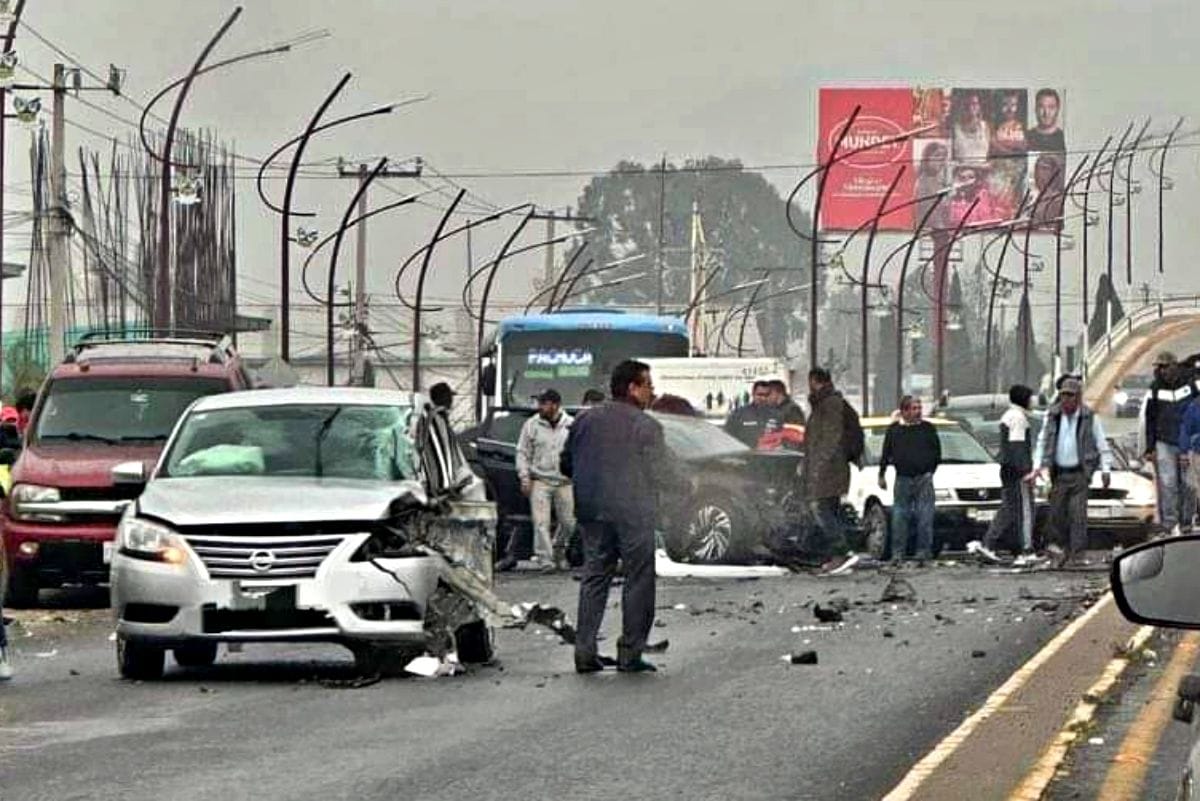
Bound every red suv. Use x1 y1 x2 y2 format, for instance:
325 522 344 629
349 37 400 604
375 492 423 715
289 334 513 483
2 333 252 606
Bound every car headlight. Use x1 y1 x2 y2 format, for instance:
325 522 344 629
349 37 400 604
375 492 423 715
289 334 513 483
118 517 188 565
9 483 63 522
934 488 954 502
1113 391 1129 406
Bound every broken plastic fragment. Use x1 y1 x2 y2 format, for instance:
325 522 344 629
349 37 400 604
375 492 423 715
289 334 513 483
783 651 818 665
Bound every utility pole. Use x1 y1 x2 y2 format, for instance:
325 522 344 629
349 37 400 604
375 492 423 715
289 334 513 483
528 208 592 315
0 0 25 391
10 54 122 361
336 158 422 385
47 63 68 363
656 154 667 315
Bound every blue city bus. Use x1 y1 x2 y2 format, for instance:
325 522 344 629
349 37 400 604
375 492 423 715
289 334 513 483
480 309 689 411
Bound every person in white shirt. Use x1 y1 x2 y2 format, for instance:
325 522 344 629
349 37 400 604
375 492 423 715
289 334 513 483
512 389 575 571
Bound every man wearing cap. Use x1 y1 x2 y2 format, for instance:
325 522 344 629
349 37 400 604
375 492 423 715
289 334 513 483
1142 351 1199 532
429 382 455 412
510 389 574 571
1028 376 1112 565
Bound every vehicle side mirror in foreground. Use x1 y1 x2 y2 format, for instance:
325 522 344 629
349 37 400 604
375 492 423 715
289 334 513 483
112 460 147 487
1112 535 1200 628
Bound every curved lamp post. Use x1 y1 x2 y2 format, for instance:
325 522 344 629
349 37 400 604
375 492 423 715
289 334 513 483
326 158 389 385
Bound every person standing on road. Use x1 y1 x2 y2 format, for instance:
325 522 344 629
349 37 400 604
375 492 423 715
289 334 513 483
1143 351 1199 533
561 360 681 673
1029 377 1112 566
878 395 941 563
1176 390 1200 509
724 380 779 447
979 384 1038 562
803 367 863 572
508 389 575 572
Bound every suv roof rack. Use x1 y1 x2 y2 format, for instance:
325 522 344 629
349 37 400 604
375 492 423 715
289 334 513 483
66 329 237 366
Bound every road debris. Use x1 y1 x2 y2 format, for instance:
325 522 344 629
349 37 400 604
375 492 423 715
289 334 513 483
655 549 790 578
405 654 465 678
783 651 819 665
813 604 844 623
879 576 917 604
971 650 987 658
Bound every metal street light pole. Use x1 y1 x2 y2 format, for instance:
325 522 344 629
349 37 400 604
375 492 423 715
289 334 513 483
859 166 905 415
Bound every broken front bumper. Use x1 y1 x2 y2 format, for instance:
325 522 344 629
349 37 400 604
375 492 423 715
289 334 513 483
111 532 444 645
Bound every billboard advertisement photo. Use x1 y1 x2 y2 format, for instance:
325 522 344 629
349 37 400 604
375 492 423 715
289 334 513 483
818 86 1067 232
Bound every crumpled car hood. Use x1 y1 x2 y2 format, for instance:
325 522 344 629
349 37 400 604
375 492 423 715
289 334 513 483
136 476 429 527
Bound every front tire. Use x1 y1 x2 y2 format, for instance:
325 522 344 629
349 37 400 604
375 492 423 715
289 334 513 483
117 636 165 681
455 620 494 664
666 496 749 564
5 563 39 608
174 641 219 669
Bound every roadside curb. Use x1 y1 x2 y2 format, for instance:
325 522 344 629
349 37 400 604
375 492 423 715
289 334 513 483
882 593 1118 801
1008 623 1155 800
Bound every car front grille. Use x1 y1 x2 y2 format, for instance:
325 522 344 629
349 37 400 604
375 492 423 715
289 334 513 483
956 487 1002 502
184 534 347 579
1089 488 1129 501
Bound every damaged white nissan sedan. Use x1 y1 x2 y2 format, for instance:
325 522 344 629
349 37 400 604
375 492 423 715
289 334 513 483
109 387 497 680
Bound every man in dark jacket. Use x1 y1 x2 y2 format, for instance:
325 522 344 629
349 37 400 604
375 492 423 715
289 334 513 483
878 395 941 563
723 380 778 447
561 359 681 673
803 367 861 571
980 384 1037 561
1030 377 1112 565
1142 351 1198 532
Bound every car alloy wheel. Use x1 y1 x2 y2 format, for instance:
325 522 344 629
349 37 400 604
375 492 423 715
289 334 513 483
687 504 734 563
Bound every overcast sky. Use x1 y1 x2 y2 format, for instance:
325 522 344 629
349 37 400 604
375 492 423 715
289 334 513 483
10 0 1200 355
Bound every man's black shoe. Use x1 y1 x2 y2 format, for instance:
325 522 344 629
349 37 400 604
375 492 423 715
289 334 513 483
495 555 518 572
617 658 657 673
575 655 618 674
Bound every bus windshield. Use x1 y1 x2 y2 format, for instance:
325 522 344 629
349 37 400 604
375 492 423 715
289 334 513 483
501 330 687 407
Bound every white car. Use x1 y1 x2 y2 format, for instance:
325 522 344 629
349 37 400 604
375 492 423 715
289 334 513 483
1089 439 1155 536
109 387 497 680
846 417 1015 557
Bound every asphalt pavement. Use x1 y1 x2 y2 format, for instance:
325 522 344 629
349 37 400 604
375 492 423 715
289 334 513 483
0 564 1109 801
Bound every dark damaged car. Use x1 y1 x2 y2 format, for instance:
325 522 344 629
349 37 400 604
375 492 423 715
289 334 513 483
461 408 804 564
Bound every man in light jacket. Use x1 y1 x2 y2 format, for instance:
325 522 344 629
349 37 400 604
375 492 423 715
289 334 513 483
513 389 574 571
1029 377 1112 566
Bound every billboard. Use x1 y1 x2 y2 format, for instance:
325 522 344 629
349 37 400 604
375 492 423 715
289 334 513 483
818 86 1066 232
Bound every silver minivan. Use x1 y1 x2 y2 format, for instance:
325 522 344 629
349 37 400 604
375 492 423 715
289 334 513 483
110 387 496 679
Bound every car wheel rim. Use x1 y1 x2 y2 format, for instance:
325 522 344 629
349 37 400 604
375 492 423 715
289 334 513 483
688 505 733 561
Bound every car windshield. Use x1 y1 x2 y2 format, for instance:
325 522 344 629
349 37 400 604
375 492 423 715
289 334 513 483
34 377 229 444
162 403 419 481
652 413 749 460
864 423 994 466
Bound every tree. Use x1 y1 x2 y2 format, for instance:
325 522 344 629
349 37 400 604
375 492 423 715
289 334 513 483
566 157 812 357
5 339 47 399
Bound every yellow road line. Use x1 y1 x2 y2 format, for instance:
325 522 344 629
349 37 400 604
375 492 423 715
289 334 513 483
1095 632 1200 801
1008 625 1155 800
881 593 1115 801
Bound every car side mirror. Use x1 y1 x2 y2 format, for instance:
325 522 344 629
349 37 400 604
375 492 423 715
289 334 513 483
112 460 147 487
1112 536 1200 628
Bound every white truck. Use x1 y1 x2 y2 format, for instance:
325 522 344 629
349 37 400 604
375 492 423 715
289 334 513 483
639 357 791 421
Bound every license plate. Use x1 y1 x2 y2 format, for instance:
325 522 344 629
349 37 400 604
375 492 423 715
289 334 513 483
1093 506 1122 519
102 541 114 564
971 509 997 523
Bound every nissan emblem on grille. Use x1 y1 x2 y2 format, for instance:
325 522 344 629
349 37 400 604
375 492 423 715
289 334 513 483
249 550 277 573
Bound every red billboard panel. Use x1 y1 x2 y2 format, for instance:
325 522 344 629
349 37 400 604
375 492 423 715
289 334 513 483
819 86 1067 232
818 88 916 231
